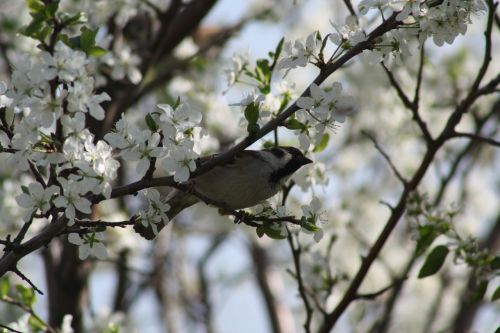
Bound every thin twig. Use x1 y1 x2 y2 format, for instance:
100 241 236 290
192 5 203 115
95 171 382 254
382 62 432 144
287 233 313 333
354 278 407 300
451 131 500 147
0 324 23 333
13 268 43 295
413 43 425 110
342 0 357 17
362 130 408 186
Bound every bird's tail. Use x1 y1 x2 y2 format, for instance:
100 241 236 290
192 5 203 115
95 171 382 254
133 190 198 240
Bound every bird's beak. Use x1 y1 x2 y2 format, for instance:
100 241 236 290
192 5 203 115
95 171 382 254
300 156 313 165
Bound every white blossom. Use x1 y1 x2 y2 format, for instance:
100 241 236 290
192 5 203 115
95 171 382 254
277 31 320 72
67 77 111 120
161 141 198 182
137 189 170 236
104 45 142 84
54 177 93 225
224 53 248 88
41 41 88 82
16 182 59 221
157 103 202 139
330 16 367 49
301 196 325 242
84 139 120 181
68 232 108 260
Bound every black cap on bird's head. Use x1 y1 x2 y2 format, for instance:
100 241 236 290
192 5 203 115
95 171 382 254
267 146 313 183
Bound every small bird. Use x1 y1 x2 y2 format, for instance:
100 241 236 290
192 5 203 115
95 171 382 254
135 146 312 239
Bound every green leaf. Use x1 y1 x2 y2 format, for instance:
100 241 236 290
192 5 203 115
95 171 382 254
21 17 44 38
21 185 30 194
490 256 500 270
60 11 87 26
315 30 322 41
256 59 270 77
244 102 259 124
415 225 439 257
45 1 59 17
285 118 305 130
103 323 120 333
27 0 45 14
0 278 9 298
470 280 488 303
273 37 285 64
173 96 181 109
80 26 97 52
145 114 158 132
492 285 500 301
16 284 36 307
262 225 287 240
262 141 275 149
28 315 47 332
313 133 330 152
256 226 265 238
418 245 449 278
301 220 320 233
87 46 107 57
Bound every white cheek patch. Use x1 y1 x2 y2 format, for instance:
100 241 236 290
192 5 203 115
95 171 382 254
260 150 291 171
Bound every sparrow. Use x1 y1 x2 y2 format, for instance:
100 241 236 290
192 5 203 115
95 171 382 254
134 146 312 239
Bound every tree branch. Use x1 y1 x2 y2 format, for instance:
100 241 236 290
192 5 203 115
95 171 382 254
287 233 313 333
382 61 432 144
318 3 497 331
362 130 409 186
354 278 407 300
451 131 500 147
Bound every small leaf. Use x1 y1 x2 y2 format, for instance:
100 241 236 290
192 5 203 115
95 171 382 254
301 220 320 233
273 37 285 64
256 226 265 238
285 119 305 130
27 0 45 14
145 114 158 132
60 11 87 26
244 102 259 124
418 245 449 278
470 280 488 303
315 30 322 41
87 46 107 57
21 185 30 194
45 1 59 17
0 278 9 298
313 133 330 152
80 26 97 52
492 285 500 301
415 225 439 257
21 18 44 38
490 256 500 270
262 225 286 240
16 284 36 307
28 315 47 332
173 96 181 109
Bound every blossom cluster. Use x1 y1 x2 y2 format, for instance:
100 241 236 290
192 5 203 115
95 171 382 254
276 0 486 71
0 41 120 228
104 101 204 182
295 82 357 150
